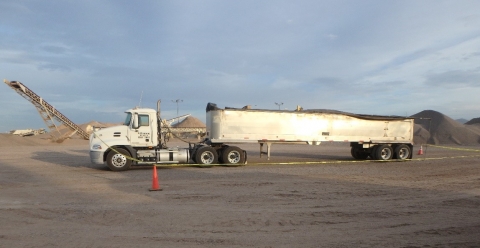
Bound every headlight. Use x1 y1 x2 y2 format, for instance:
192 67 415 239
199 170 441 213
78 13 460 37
92 144 102 150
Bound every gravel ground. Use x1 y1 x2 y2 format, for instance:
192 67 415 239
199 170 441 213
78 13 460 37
1 140 480 247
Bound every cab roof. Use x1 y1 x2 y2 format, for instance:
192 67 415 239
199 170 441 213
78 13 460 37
124 107 157 114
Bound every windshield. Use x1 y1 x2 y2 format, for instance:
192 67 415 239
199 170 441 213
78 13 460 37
123 112 132 126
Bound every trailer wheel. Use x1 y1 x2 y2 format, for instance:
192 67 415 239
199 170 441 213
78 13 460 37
351 146 369 160
221 146 245 165
375 145 393 160
106 148 132 171
394 144 411 160
195 146 218 166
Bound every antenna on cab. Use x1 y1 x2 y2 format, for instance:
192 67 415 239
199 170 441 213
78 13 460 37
138 90 144 108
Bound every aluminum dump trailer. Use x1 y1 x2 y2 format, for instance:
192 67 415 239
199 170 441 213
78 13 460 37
204 103 414 161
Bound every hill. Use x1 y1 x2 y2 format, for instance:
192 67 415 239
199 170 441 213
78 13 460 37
465 117 480 125
411 110 480 145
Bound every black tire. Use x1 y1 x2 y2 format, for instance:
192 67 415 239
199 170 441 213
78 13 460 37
217 146 228 163
375 144 394 161
394 144 412 160
190 147 198 163
221 146 245 165
351 146 369 160
106 148 132 171
195 146 218 166
370 145 378 160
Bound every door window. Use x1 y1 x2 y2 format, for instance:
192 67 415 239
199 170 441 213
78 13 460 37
139 115 149 127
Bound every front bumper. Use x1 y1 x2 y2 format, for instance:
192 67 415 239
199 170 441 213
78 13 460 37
90 151 104 164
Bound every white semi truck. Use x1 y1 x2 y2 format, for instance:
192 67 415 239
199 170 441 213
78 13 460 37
89 101 414 171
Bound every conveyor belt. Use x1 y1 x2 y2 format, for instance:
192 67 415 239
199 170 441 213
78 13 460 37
4 79 89 141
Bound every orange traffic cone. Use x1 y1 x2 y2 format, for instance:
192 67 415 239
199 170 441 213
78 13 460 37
149 165 162 191
417 146 424 155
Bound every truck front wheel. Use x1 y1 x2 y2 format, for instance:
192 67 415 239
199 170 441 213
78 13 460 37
106 148 132 171
195 146 218 166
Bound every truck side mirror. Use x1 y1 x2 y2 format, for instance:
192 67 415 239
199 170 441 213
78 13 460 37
132 113 139 129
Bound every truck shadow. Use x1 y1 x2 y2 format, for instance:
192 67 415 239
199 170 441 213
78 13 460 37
30 147 357 172
31 149 109 171
30 149 202 171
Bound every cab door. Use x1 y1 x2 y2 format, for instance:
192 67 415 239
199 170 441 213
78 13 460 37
129 113 154 147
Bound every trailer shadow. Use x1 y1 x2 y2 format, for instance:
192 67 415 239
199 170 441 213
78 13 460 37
241 143 355 163
258 151 352 161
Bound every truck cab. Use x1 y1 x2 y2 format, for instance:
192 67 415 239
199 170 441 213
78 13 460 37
89 107 190 171
122 108 157 147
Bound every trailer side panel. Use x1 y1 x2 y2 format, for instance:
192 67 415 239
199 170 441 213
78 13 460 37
206 107 413 144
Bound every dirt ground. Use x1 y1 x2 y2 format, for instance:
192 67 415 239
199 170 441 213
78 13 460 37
1 137 480 247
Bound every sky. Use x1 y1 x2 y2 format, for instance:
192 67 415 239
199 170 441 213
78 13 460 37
1 0 480 132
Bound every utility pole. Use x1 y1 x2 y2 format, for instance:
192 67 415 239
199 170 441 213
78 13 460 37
275 102 283 110
172 99 183 124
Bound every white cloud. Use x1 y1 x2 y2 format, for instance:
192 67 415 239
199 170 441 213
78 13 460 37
326 34 338 40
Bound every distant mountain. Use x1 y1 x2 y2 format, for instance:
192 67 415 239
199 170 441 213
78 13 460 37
456 118 468 124
411 110 480 145
465 117 480 125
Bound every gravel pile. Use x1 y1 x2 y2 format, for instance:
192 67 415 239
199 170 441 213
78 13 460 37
412 110 480 145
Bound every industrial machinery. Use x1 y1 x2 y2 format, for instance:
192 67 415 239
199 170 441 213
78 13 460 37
4 80 89 142
5 80 205 142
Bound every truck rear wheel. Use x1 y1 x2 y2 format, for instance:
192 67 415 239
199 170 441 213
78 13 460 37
351 146 369 160
394 144 411 160
369 146 378 160
195 146 218 166
221 146 245 165
106 148 132 171
375 145 393 160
